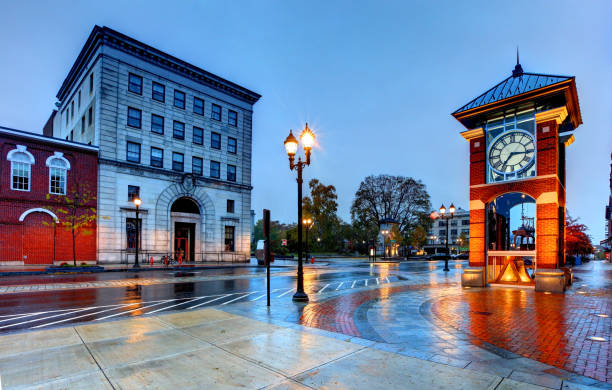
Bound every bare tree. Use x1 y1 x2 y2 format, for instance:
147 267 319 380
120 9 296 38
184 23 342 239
351 175 431 233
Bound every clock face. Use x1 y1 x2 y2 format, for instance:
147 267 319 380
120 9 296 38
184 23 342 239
488 130 535 175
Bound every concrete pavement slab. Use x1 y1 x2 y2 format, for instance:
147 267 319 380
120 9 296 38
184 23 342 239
155 308 240 328
22 371 113 390
181 316 282 345
75 316 172 343
0 327 81 359
496 378 549 389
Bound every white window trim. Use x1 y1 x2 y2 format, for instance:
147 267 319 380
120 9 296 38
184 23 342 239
19 208 59 222
46 152 71 195
7 145 34 192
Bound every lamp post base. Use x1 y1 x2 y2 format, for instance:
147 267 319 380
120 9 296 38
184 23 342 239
292 291 309 302
444 259 450 272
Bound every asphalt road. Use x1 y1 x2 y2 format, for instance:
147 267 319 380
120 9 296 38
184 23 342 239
0 259 465 333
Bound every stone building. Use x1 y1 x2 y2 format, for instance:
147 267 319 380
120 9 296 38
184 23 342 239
425 207 470 254
46 26 260 263
0 126 98 264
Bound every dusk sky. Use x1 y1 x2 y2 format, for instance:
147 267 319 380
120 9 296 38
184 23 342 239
1 1 610 241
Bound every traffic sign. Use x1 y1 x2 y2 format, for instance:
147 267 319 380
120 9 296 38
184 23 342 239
281 239 287 246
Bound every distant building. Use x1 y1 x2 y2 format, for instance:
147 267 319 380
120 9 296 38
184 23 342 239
0 126 98 264
47 26 260 263
424 207 469 254
604 152 612 255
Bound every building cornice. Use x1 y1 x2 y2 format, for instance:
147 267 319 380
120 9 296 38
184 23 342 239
460 127 484 141
535 106 568 124
57 26 261 105
0 126 99 153
99 158 253 191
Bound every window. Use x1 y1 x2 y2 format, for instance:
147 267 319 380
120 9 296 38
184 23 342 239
47 154 70 195
228 110 237 126
193 97 204 115
151 147 163 168
193 126 203 145
172 152 184 172
126 218 141 249
228 137 237 154
174 90 185 109
8 146 34 191
78 91 81 110
192 156 203 176
210 160 220 178
89 73 94 94
211 132 221 149
151 114 164 134
462 219 469 226
451 229 458 236
173 121 185 140
128 185 140 201
451 221 457 226
227 199 235 213
224 226 235 251
439 229 446 236
152 82 165 102
227 164 236 182
71 101 74 119
88 107 93 126
211 103 221 121
127 107 142 128
81 116 85 134
438 220 446 227
126 141 141 163
128 73 143 95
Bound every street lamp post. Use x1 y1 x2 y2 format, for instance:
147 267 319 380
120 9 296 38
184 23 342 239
284 123 315 302
133 197 142 268
303 218 313 264
439 203 455 272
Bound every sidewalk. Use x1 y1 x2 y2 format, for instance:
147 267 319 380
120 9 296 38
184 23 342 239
0 307 592 390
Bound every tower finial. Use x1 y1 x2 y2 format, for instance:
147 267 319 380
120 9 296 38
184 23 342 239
512 46 523 77
516 46 519 65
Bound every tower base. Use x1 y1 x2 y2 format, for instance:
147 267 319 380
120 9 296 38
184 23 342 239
461 267 485 287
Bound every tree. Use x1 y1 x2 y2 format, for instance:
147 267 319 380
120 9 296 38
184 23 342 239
44 178 96 266
302 179 341 252
350 175 431 234
457 231 469 252
252 219 295 254
408 225 428 251
565 214 594 256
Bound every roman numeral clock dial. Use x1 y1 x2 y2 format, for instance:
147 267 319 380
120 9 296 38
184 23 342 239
488 130 535 180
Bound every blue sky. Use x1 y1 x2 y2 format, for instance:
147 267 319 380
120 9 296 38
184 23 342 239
1 1 611 241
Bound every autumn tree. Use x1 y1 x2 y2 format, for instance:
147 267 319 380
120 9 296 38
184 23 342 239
408 225 428 251
44 178 96 266
565 214 594 256
351 175 431 235
302 179 341 252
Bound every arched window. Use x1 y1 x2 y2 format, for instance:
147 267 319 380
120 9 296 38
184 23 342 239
7 145 35 191
46 152 71 195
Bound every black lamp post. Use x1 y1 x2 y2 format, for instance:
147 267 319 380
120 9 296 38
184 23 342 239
133 196 142 268
439 203 455 272
303 218 313 264
284 123 315 302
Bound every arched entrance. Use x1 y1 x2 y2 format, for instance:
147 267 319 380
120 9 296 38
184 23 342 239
486 192 536 284
171 197 200 261
20 210 57 265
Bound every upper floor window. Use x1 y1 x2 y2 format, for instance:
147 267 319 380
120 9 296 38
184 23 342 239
211 132 221 149
462 220 469 226
128 185 140 201
227 199 235 213
152 82 165 102
151 114 164 134
193 97 204 115
211 104 222 121
151 147 163 168
193 126 203 145
228 137 237 154
78 91 81 110
88 107 93 126
127 107 142 128
172 152 184 172
128 73 143 95
192 156 203 176
126 141 141 163
89 72 94 94
228 110 238 127
7 145 34 192
71 101 74 119
46 152 71 195
173 121 185 140
227 164 236 182
210 160 220 178
174 90 186 109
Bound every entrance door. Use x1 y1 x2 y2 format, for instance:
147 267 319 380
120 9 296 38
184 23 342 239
23 212 55 264
174 222 195 261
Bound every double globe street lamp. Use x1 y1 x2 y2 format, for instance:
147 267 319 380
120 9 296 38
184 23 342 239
132 196 142 268
303 218 314 264
438 203 455 272
284 123 315 302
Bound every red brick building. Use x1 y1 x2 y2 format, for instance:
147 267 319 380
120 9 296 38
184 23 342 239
0 126 98 265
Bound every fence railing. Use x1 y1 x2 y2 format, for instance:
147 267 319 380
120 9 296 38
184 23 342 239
121 250 250 265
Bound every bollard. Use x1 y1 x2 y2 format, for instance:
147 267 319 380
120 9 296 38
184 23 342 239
178 255 183 266
311 257 315 264
150 256 154 266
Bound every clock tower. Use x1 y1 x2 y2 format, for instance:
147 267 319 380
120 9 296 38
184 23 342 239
453 61 582 292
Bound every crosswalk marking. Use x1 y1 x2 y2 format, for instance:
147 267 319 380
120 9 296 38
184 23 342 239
187 294 233 310
336 282 344 290
318 284 330 294
365 279 368 287
221 292 256 305
351 280 356 288
277 288 295 298
31 303 141 329
95 300 175 320
376 278 380 285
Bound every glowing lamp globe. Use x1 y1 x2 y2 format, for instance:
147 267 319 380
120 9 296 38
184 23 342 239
300 123 315 150
284 130 298 156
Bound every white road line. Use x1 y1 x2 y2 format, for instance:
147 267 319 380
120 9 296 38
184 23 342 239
187 294 233 310
335 282 344 290
376 278 380 285
277 288 295 298
251 294 267 301
365 279 368 287
144 296 211 315
0 312 33 320
385 277 390 283
31 303 141 329
0 312 41 324
351 280 356 288
318 284 330 294
95 300 174 321
0 307 96 330
221 292 256 305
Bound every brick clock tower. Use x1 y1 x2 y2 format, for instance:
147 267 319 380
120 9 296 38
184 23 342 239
453 61 582 292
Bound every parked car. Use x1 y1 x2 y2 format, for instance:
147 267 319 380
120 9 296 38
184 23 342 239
453 253 469 260
428 253 448 261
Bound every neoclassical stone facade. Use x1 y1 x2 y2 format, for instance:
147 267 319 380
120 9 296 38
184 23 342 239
48 26 260 263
